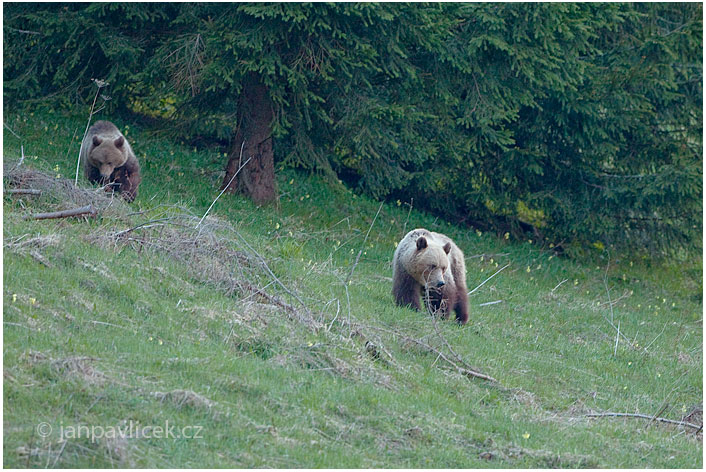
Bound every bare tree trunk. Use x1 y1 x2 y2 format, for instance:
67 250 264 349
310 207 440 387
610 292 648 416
222 78 277 205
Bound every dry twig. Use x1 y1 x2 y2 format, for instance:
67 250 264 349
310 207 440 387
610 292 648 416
468 263 510 296
5 188 41 195
551 279 568 292
340 318 497 383
585 411 701 430
425 288 497 383
478 300 503 307
29 204 96 220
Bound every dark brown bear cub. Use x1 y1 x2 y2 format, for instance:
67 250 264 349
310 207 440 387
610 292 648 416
392 228 469 324
80 120 141 202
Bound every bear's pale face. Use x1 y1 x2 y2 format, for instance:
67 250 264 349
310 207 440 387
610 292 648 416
91 136 128 180
409 237 451 290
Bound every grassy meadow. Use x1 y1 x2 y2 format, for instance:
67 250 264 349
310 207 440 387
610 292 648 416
3 108 702 467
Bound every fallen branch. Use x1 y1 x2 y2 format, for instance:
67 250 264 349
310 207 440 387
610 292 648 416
585 412 701 430
425 290 498 383
341 318 497 383
478 300 503 307
551 278 568 292
598 289 631 308
429 304 491 379
29 204 96 220
407 333 497 383
5 188 41 195
468 263 509 296
647 402 670 430
230 228 316 323
4 121 23 139
112 217 189 238
29 250 52 267
240 281 321 329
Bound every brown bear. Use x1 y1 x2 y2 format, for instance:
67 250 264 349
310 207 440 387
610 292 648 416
80 120 141 202
392 228 469 324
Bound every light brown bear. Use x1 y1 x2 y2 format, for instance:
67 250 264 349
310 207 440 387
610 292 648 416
80 120 141 202
392 228 469 324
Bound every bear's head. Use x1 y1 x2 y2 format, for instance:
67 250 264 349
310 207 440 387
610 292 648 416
91 135 128 180
409 236 452 290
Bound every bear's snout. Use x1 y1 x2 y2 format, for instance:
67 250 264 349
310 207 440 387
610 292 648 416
436 280 445 288
99 164 114 179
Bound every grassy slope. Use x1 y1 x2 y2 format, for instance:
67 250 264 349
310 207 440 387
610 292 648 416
3 109 702 468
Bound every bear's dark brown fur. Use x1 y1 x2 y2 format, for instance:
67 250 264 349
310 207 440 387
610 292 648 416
392 228 469 324
80 120 141 202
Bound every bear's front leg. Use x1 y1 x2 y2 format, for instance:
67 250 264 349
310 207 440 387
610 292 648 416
393 269 422 311
424 288 449 319
453 293 469 325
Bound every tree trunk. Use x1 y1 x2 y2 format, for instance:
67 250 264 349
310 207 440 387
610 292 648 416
222 78 277 205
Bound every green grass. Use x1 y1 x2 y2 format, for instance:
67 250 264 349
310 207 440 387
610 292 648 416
3 107 702 468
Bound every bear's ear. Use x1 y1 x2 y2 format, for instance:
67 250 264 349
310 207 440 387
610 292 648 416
92 136 102 147
416 237 428 250
114 136 124 148
443 242 452 254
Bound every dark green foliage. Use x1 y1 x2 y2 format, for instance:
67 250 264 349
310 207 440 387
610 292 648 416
3 3 701 256
4 3 172 107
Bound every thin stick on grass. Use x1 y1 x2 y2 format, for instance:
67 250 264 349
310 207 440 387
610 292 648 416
468 263 510 296
8 145 26 175
599 305 637 351
647 402 670 429
603 258 616 324
87 320 131 331
596 261 636 351
4 122 22 140
424 287 496 382
384 322 495 382
327 299 341 332
429 302 464 368
344 304 496 383
585 412 701 430
478 300 503 306
196 140 249 229
614 320 620 357
598 290 632 308
50 440 68 468
642 322 667 353
231 229 313 318
29 204 96 220
112 217 188 238
75 79 108 186
551 278 568 292
329 272 352 335
345 200 383 285
3 322 30 329
5 188 41 195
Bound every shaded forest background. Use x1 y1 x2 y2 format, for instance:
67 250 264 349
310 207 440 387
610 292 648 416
4 3 702 257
